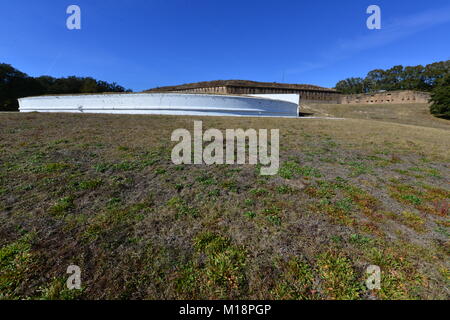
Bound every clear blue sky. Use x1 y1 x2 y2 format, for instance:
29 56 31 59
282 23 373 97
1 0 449 91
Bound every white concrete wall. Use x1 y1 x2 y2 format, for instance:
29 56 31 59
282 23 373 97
247 94 300 105
18 93 299 118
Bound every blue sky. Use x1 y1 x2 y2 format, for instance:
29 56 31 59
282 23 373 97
1 0 449 91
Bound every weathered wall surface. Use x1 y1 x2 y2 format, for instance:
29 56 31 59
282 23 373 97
165 87 430 105
169 86 228 94
18 93 299 118
339 90 430 104
166 86 340 104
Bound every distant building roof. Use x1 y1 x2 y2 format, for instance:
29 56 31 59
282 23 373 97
145 80 337 93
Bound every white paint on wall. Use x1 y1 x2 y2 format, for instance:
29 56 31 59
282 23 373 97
18 93 299 118
247 94 300 105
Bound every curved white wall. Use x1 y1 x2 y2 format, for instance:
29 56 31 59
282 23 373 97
248 94 300 105
18 93 299 118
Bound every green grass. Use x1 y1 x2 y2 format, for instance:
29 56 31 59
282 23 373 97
279 161 322 179
72 178 103 191
244 211 256 219
349 234 373 246
167 197 199 219
316 251 362 300
175 232 247 299
276 185 293 194
343 161 373 177
365 246 424 299
49 196 75 217
0 234 35 299
38 277 84 300
249 188 269 196
38 162 71 173
306 178 379 225
272 257 316 299
83 202 150 240
400 211 426 232
389 183 450 215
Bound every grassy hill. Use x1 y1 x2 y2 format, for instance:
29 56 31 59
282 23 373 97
304 102 450 130
0 107 449 300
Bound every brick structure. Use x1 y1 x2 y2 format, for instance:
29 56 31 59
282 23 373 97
145 81 431 106
339 90 430 104
145 80 340 104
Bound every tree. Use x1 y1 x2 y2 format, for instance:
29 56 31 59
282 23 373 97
0 63 132 111
336 60 449 94
335 77 366 94
35 76 57 94
383 65 404 91
0 63 43 111
429 73 450 119
424 61 450 88
402 65 427 91
365 69 385 91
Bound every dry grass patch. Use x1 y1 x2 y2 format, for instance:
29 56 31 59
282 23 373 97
0 112 448 299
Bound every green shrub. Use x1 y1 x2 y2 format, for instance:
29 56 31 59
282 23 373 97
430 73 450 119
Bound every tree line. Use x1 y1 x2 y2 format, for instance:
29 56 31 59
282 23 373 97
0 63 132 111
335 60 449 94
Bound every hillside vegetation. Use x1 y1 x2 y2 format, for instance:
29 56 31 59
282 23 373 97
0 110 449 300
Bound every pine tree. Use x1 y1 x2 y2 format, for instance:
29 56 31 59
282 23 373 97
429 73 450 119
